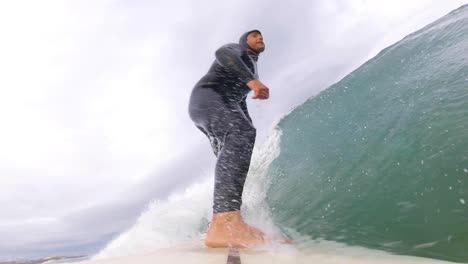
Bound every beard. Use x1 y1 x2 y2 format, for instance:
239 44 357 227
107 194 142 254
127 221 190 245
254 44 265 53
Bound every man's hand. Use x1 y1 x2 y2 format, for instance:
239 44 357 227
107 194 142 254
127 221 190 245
247 80 270 100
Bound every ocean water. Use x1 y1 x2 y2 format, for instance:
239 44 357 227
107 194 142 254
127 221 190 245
267 4 468 263
91 4 467 263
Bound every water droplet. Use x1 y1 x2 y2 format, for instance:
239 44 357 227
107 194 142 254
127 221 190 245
460 199 466 205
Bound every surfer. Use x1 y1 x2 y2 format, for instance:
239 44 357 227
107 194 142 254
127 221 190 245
188 30 269 247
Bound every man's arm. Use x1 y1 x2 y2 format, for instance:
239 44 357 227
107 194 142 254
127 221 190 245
215 44 255 84
216 44 270 100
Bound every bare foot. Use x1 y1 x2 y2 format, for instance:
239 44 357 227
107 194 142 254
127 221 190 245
246 224 266 237
245 226 293 244
241 222 293 245
205 211 265 248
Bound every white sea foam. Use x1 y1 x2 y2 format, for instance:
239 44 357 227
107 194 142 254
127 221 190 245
92 176 213 259
92 128 284 259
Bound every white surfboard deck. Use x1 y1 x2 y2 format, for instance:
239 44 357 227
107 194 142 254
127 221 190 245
73 240 456 264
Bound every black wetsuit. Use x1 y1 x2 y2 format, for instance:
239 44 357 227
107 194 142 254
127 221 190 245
188 30 261 213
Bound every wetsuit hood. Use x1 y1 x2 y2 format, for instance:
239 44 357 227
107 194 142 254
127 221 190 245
239 29 262 58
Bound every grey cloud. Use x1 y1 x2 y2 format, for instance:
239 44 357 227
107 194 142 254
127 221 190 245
0 143 214 259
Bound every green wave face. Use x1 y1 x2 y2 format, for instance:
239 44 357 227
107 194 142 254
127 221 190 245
266 5 468 263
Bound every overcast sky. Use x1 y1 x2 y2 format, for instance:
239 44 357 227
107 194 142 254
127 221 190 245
0 0 466 260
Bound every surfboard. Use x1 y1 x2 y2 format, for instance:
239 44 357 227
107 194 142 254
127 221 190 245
70 240 455 264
